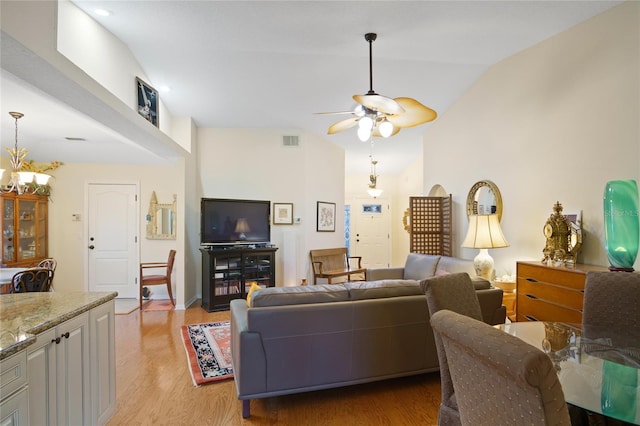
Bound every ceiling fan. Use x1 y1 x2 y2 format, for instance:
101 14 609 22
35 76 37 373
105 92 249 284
319 33 437 141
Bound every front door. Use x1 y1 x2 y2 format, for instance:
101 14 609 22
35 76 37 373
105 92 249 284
347 197 390 268
87 183 138 298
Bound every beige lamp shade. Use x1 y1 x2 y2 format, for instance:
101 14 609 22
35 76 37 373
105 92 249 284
462 214 509 281
462 214 509 249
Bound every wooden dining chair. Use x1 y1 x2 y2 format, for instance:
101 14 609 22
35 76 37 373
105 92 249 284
139 250 176 310
37 258 58 289
11 268 54 293
430 310 571 426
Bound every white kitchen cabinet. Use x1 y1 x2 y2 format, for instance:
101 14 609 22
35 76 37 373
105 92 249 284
0 351 29 425
89 300 116 425
27 312 90 425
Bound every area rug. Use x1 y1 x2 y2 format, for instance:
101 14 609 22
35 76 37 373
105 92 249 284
180 321 233 386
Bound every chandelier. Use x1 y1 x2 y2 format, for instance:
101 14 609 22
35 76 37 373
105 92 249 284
1 112 52 195
367 156 383 198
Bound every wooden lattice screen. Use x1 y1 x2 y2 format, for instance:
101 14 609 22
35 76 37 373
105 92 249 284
409 195 452 256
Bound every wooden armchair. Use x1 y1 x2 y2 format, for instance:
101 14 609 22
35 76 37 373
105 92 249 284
139 250 176 310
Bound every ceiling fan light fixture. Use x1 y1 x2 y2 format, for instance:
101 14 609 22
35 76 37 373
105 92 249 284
358 116 373 131
379 120 394 138
357 127 371 142
354 105 365 117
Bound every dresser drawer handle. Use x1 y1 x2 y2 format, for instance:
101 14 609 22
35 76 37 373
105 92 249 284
525 315 538 321
525 277 539 283
525 294 539 300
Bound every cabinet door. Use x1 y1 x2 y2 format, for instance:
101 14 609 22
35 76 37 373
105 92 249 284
15 199 36 263
2 196 15 264
56 312 90 426
26 327 57 426
0 386 29 426
90 300 116 425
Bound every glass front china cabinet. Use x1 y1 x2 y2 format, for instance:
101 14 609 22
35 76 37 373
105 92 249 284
1 192 48 267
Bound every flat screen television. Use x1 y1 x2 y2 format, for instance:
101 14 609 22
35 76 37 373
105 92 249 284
200 198 271 246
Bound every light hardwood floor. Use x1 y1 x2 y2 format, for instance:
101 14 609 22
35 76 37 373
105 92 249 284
107 300 441 425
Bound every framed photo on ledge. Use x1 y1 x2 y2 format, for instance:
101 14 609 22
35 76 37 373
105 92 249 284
317 201 336 232
136 77 159 127
273 203 293 225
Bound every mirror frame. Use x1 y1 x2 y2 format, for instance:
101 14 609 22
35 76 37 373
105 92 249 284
466 180 503 221
146 191 177 240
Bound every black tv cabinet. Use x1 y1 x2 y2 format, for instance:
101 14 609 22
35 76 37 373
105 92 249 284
200 246 278 312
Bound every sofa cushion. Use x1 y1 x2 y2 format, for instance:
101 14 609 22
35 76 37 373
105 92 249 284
403 253 440 280
345 280 422 300
436 256 475 276
250 284 349 307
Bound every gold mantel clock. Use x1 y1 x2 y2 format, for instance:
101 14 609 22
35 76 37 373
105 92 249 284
542 201 582 266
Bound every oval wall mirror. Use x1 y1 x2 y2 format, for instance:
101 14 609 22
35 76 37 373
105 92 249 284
466 180 503 221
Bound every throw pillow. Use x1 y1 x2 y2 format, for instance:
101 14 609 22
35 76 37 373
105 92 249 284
246 282 261 307
436 269 450 276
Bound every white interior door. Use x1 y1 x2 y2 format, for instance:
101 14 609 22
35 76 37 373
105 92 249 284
348 197 391 268
87 183 138 298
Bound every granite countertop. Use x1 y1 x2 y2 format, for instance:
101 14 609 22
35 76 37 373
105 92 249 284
0 291 118 360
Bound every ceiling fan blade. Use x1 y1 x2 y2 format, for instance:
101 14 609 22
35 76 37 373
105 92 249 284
353 94 404 115
387 97 437 128
328 117 359 134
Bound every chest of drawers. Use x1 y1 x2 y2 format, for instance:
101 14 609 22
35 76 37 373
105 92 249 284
515 261 608 323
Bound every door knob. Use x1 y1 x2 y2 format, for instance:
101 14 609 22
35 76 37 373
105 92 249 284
88 245 95 250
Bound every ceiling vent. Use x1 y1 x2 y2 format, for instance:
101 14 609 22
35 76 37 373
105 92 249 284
282 135 299 147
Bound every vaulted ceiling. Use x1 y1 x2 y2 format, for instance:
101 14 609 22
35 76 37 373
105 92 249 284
1 1 621 174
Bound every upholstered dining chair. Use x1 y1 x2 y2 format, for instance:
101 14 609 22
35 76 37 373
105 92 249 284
139 250 176 310
583 271 640 338
430 310 571 426
11 268 54 293
421 272 484 426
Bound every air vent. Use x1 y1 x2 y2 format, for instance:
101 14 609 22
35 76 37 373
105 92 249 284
282 135 299 147
65 137 86 141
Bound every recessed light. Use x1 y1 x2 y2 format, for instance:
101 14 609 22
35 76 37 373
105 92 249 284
94 9 111 17
159 85 171 92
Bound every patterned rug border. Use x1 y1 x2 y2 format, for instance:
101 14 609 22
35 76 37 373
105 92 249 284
180 321 233 387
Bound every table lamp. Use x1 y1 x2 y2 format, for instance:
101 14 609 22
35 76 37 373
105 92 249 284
462 214 509 281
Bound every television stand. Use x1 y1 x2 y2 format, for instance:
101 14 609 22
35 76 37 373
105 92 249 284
200 246 278 312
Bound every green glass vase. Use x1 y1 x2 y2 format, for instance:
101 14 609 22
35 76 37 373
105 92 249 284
601 360 638 423
603 180 639 271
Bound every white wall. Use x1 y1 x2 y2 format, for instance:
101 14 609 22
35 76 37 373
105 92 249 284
421 1 640 276
197 129 345 287
48 163 182 295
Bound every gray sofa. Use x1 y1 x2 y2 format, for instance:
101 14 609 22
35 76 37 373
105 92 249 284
366 253 507 324
230 254 505 418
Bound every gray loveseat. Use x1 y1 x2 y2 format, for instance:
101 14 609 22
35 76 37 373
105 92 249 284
230 255 505 418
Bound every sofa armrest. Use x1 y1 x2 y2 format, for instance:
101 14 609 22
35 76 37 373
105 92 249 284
476 288 506 325
366 267 404 281
230 300 268 397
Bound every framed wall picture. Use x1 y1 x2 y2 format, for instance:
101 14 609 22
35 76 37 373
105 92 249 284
317 201 336 232
273 203 293 225
136 77 159 127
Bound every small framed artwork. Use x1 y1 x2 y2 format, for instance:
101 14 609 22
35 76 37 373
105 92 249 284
136 77 159 127
317 201 336 232
273 203 293 225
